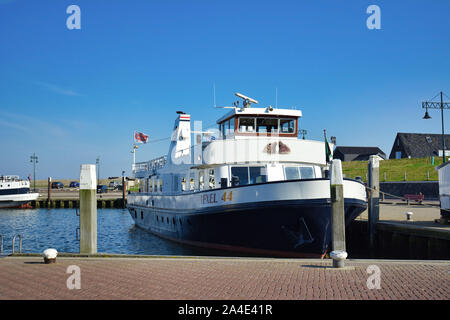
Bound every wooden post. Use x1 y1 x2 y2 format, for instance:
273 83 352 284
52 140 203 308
368 156 380 255
79 164 97 254
47 177 52 202
330 159 347 268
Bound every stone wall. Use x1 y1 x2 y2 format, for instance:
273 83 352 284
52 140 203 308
380 181 439 200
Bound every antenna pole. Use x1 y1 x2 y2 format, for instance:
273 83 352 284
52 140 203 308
276 88 278 109
213 83 216 108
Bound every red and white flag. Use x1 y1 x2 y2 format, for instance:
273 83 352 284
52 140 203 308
134 131 149 144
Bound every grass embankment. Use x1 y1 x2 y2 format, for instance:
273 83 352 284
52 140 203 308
342 157 443 182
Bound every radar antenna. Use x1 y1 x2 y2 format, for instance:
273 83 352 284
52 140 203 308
235 92 258 108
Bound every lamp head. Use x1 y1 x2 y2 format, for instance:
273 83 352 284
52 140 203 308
423 110 431 119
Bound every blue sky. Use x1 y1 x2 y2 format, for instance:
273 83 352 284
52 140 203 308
1 0 449 179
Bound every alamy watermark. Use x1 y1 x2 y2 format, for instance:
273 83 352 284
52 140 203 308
66 265 81 290
366 5 381 30
366 265 381 289
66 5 81 30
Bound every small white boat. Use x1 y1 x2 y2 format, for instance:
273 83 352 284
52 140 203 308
0 175 39 208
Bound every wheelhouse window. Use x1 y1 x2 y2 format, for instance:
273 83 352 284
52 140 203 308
238 118 255 133
280 119 295 133
256 118 278 134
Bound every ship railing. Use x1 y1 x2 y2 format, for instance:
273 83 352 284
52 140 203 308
132 156 167 174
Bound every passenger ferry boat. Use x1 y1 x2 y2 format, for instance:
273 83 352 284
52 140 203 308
127 93 367 258
0 175 39 208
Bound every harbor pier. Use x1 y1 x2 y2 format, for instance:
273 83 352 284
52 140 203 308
0 255 448 299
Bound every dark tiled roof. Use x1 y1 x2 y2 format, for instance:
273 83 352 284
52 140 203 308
395 133 450 158
335 146 386 156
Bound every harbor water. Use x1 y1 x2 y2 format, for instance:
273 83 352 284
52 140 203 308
0 208 215 256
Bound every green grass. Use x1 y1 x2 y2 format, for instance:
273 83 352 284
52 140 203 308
342 157 443 182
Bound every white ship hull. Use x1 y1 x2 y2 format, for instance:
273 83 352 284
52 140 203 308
0 193 39 208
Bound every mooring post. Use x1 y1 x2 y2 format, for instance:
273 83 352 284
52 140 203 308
47 177 52 202
79 164 97 254
330 159 347 268
122 176 126 209
368 155 380 254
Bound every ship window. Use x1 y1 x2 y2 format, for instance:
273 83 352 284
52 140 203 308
280 119 295 133
179 218 182 225
238 118 255 133
249 166 267 184
285 167 300 180
159 179 163 192
299 167 315 179
149 179 153 192
157 216 159 222
172 175 179 192
231 167 249 186
181 177 187 191
224 120 230 137
135 211 137 219
199 171 205 190
256 118 278 134
208 169 215 189
173 217 176 225
166 217 169 224
190 178 195 190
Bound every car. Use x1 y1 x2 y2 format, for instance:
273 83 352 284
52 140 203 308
109 181 119 189
51 182 64 189
96 185 108 193
69 181 80 188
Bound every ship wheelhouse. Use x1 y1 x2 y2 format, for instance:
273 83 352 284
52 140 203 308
217 109 299 139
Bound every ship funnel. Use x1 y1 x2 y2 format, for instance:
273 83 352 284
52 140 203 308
167 112 191 165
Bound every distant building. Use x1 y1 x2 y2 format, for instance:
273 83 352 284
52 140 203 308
333 146 386 162
389 133 450 159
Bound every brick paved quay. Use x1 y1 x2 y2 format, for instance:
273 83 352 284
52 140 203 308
0 256 448 300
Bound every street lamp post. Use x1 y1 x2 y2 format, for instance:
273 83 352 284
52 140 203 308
299 129 307 140
30 153 38 192
96 156 100 183
422 91 450 164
